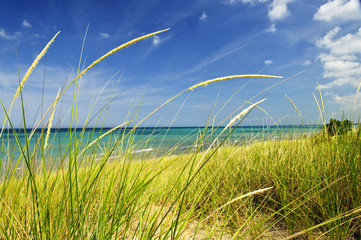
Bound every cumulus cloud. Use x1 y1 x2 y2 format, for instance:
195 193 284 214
268 0 294 21
266 24 277 32
317 27 361 56
22 19 32 28
152 35 161 46
100 32 110 39
264 59 273 65
228 0 293 22
317 27 361 90
0 29 21 40
199 11 207 21
242 0 268 3
150 35 171 47
226 0 267 4
314 0 361 22
328 92 361 110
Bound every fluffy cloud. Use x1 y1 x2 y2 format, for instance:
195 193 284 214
317 27 361 56
0 29 21 40
328 92 361 110
22 19 32 28
323 60 359 73
314 0 361 22
264 59 273 65
199 11 207 21
100 32 110 39
151 35 172 47
318 52 357 62
152 35 161 46
317 27 361 90
266 24 277 32
242 0 268 3
268 0 294 21
227 0 267 4
228 0 293 22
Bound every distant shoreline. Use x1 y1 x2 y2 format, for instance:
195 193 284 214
3 124 324 133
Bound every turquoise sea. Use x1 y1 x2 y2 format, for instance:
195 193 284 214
0 125 322 166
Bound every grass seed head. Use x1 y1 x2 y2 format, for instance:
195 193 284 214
77 28 170 79
225 98 266 129
187 74 283 91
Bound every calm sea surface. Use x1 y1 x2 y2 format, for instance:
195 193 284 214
0 125 322 163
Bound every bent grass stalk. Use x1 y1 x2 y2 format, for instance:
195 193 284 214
79 121 131 155
194 98 266 171
285 93 305 129
215 186 274 213
187 74 282 91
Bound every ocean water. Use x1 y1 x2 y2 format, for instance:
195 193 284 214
0 125 322 165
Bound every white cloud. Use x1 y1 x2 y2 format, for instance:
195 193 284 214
264 59 273 65
227 0 293 22
22 19 32 28
266 24 277 32
0 29 21 40
328 92 361 110
152 35 161 46
226 0 268 5
317 27 361 56
303 60 311 66
317 27 361 90
100 32 110 39
242 0 268 3
199 11 207 21
318 53 357 62
268 0 294 21
323 60 360 72
149 35 171 48
314 0 361 22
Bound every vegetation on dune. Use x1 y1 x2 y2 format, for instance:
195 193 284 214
325 118 353 136
0 29 360 239
1 131 361 239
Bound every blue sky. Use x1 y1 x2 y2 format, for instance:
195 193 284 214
0 0 361 127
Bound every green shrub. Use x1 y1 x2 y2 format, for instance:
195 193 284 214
326 118 352 136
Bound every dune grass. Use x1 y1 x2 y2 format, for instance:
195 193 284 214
1 131 361 239
0 30 360 239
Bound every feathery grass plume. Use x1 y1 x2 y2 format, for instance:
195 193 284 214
187 74 283 91
225 98 266 129
0 31 60 137
216 186 273 212
79 121 131 155
44 89 60 152
77 28 170 79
